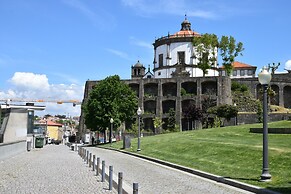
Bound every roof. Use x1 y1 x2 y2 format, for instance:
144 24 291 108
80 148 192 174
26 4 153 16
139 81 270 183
46 120 63 127
220 61 257 69
172 30 200 37
133 60 144 68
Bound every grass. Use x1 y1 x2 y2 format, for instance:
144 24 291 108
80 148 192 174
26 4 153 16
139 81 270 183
101 120 291 193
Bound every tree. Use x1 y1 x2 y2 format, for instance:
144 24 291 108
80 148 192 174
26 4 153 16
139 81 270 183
83 75 138 141
219 36 244 76
183 102 203 130
193 33 219 76
167 108 176 132
209 104 238 126
153 116 164 134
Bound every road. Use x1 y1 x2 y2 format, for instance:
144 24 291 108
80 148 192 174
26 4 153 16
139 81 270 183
86 147 254 194
0 145 116 194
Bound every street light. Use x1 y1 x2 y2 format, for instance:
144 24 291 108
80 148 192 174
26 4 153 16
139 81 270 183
110 118 114 146
258 66 272 182
137 107 142 151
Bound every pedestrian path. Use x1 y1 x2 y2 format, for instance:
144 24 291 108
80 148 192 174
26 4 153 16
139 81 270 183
86 147 254 194
0 145 116 194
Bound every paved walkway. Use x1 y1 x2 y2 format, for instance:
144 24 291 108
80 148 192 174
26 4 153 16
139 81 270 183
86 147 254 194
0 145 116 194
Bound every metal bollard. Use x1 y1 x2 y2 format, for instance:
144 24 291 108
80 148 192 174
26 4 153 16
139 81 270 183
133 183 138 194
89 153 92 167
101 160 105 182
109 166 113 190
86 151 89 164
92 155 96 171
83 149 86 160
96 157 100 176
118 172 123 194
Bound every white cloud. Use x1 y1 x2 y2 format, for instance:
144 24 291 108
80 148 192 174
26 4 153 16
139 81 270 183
9 72 50 91
1 72 84 116
285 60 291 70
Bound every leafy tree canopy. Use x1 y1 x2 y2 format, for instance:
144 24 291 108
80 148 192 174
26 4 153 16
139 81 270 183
219 35 244 76
192 34 244 77
183 102 203 121
83 75 138 131
209 104 238 121
193 33 218 76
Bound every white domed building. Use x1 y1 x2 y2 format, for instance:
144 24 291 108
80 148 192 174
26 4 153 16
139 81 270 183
153 16 219 78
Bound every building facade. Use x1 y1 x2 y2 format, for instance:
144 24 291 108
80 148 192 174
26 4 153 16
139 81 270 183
79 17 291 135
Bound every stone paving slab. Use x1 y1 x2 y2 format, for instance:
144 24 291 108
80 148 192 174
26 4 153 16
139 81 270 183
85 147 255 194
0 145 117 194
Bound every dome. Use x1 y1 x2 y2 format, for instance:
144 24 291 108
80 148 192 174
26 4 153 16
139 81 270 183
180 15 191 31
134 60 143 67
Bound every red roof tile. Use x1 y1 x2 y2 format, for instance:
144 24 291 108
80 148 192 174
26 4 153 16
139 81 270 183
220 61 256 69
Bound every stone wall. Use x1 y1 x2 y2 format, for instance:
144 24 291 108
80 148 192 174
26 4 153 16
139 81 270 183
0 140 26 161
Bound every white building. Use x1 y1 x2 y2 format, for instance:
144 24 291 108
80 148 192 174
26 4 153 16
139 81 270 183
153 16 219 78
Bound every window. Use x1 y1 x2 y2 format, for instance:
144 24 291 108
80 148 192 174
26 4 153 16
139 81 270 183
221 70 226 76
159 54 163 68
240 70 245 76
248 70 253 75
178 51 185 64
232 70 237 76
158 72 161 76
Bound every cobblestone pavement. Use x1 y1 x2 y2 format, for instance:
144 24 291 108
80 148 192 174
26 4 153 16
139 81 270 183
86 147 255 194
0 145 117 194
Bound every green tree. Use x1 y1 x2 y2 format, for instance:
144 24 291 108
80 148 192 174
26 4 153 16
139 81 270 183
183 102 203 130
167 108 176 132
209 104 238 126
83 75 138 141
219 36 244 76
193 33 219 76
153 116 164 134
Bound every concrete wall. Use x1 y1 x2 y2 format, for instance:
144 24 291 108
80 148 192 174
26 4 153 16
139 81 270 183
0 140 26 161
3 109 28 143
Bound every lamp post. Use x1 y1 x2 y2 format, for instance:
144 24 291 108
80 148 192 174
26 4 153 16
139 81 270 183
137 107 142 151
110 118 113 146
233 103 237 125
258 66 272 182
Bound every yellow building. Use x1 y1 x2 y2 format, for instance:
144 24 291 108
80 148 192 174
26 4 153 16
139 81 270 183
46 120 63 141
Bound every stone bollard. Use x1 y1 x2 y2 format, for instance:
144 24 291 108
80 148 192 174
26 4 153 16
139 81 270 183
92 155 96 171
118 172 123 194
133 183 138 194
89 153 92 168
96 157 100 176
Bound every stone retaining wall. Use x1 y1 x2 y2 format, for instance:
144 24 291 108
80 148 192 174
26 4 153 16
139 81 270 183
250 128 291 134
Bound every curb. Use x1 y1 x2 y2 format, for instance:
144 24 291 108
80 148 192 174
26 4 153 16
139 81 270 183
99 146 280 194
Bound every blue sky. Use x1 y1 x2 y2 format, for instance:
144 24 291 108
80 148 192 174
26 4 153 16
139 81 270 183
0 0 291 117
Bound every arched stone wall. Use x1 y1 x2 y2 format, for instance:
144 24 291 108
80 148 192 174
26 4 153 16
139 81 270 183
162 82 177 97
144 100 156 114
201 81 217 95
144 83 158 97
181 81 197 95
284 86 291 108
270 84 279 105
162 100 175 114
129 83 139 97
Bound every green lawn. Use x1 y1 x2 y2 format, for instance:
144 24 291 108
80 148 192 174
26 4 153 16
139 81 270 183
102 120 291 193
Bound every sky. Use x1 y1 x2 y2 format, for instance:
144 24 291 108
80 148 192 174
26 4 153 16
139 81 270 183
1 0 291 117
